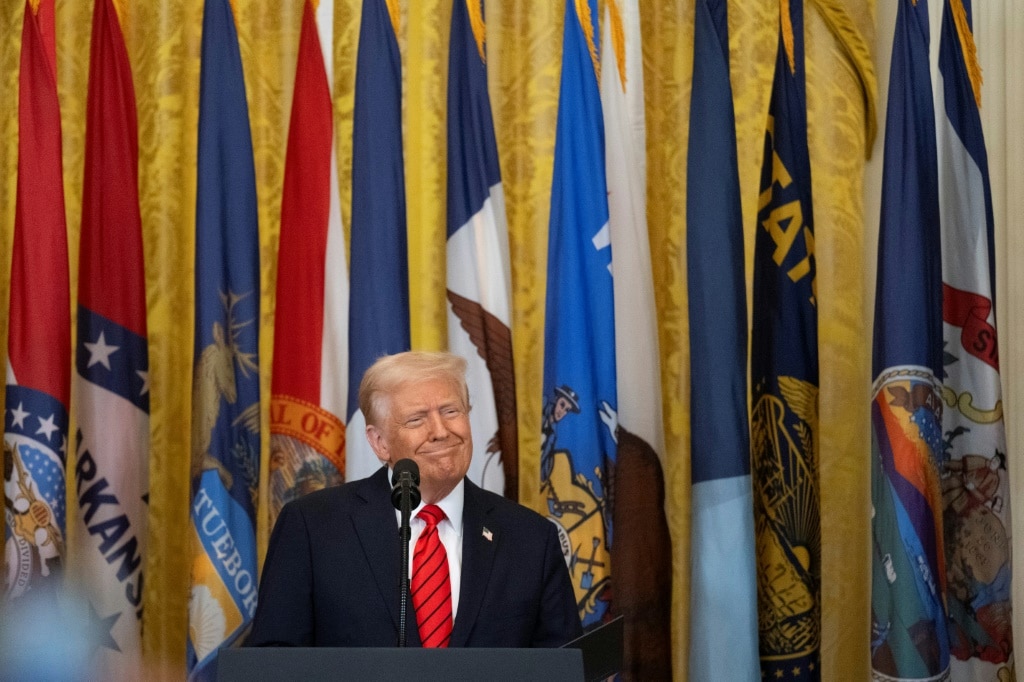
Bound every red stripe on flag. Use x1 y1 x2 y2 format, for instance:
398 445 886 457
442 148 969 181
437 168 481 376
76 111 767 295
79 0 146 337
271 0 333 403
10 0 69 406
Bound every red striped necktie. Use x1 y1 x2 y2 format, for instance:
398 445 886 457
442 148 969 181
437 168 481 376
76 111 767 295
411 504 453 648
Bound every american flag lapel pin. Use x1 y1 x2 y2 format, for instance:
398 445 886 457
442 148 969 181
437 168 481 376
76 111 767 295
482 527 493 542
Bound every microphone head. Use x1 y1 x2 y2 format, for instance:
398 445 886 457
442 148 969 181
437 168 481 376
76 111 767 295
391 459 420 487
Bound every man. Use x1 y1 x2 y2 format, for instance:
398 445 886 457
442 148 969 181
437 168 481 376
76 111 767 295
247 351 582 648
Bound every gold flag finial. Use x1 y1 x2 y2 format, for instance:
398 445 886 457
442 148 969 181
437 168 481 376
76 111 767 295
950 0 983 107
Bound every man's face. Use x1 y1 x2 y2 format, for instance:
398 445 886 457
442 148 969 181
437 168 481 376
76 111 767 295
554 397 573 421
366 377 473 504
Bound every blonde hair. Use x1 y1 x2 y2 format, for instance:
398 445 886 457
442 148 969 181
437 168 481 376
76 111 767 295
358 351 470 427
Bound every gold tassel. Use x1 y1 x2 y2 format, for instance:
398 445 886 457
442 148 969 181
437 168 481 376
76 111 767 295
808 0 879 155
951 0 983 108
606 0 627 92
780 0 796 75
111 0 129 28
466 0 486 63
384 0 400 37
575 0 601 84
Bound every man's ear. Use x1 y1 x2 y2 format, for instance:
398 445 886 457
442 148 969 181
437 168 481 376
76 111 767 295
365 424 389 464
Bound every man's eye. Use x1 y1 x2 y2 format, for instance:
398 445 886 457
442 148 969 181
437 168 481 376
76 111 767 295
442 408 461 417
404 417 424 428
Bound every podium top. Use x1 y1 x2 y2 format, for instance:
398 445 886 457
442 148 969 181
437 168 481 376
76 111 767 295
217 647 585 682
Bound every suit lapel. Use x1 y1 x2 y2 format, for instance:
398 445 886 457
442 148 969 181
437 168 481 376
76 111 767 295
352 466 413 639
450 480 497 647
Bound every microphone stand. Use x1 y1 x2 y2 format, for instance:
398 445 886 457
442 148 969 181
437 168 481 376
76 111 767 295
397 485 413 648
391 461 420 648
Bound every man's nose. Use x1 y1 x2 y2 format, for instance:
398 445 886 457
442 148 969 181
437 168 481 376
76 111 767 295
425 410 447 438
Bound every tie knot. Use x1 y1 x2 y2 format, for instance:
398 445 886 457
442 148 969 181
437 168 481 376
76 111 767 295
418 504 445 528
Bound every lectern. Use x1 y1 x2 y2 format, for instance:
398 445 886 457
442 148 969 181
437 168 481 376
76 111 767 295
217 647 584 681
217 616 622 682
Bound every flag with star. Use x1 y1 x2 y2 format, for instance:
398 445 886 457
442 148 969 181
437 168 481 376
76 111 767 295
541 0 618 631
71 0 150 676
870 1 949 678
445 0 517 498
186 0 261 678
269 0 347 528
750 0 821 678
4 0 70 600
686 0 758 679
936 0 1014 677
600 0 671 676
345 0 410 482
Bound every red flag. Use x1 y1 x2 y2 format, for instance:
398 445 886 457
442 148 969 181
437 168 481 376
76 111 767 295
4 0 71 598
269 0 346 525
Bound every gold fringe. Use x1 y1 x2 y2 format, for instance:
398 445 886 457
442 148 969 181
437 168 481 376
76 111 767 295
310 0 320 13
227 0 239 24
575 0 601 84
111 0 129 29
809 0 879 156
950 0 983 108
780 0 796 74
28 0 40 14
606 0 626 92
384 0 400 37
466 0 486 63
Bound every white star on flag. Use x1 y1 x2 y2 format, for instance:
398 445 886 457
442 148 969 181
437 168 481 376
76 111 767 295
84 331 120 369
10 401 29 428
36 414 59 441
137 369 150 396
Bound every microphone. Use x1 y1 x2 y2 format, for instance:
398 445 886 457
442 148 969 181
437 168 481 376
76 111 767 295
391 459 421 511
391 458 420 647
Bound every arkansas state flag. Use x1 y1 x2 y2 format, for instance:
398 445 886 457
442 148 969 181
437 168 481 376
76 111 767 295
446 0 517 498
4 0 70 600
345 0 410 481
187 0 261 678
936 0 1015 678
72 0 150 677
269 0 347 528
541 0 618 631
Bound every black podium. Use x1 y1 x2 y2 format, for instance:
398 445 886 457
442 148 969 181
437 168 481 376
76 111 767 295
217 647 584 681
218 617 622 682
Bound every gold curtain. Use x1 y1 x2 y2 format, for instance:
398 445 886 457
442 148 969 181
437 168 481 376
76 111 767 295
0 0 875 678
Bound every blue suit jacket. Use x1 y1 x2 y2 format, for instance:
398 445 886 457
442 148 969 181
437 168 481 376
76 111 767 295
247 467 582 648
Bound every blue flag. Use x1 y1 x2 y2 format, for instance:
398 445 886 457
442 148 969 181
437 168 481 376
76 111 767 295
686 0 758 678
750 1 821 679
870 1 949 679
445 0 518 498
936 0 1014 678
344 0 411 482
187 0 261 677
540 0 617 630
